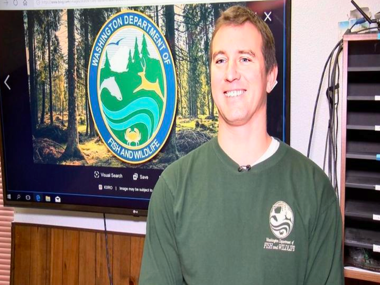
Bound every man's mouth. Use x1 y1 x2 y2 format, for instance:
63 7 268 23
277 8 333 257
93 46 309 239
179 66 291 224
224 89 245 98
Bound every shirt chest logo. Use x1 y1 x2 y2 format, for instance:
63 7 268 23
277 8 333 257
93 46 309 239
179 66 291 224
269 201 294 239
264 201 296 252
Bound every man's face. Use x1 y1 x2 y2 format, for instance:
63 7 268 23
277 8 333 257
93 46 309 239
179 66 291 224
210 22 277 128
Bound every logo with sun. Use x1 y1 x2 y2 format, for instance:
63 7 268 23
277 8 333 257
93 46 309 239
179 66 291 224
88 11 177 164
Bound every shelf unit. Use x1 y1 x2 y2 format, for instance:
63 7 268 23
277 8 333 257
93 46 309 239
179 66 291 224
341 32 380 283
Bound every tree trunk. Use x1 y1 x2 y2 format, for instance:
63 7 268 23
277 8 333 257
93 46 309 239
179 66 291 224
155 6 159 27
61 9 84 161
160 5 179 162
28 11 37 134
47 29 54 125
202 5 214 119
210 4 221 118
89 10 104 137
40 81 46 125
84 10 89 136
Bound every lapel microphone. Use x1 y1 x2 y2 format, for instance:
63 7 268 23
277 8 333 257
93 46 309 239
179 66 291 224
238 165 251 172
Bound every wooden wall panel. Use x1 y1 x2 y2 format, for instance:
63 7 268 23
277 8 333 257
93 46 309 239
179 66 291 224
12 225 31 285
130 236 145 285
30 227 48 285
62 229 79 285
48 228 63 285
95 232 113 285
113 234 131 285
78 231 96 285
11 224 147 285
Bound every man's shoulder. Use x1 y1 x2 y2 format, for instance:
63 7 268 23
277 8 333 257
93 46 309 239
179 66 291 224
280 142 327 177
279 142 337 209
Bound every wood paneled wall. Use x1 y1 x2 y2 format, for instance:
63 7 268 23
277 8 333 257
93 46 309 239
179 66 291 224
11 223 380 285
11 223 144 285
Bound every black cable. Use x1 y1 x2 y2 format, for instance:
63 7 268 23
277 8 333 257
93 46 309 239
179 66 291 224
307 39 342 158
307 38 343 197
103 213 114 285
331 46 342 194
330 44 342 194
324 43 342 195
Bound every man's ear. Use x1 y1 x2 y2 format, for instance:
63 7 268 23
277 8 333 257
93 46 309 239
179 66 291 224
266 65 278 94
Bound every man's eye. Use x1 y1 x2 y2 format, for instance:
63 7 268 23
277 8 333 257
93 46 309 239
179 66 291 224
215 58 225 64
241 57 251 63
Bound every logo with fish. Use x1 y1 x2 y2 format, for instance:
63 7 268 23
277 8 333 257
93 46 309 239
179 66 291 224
88 11 177 164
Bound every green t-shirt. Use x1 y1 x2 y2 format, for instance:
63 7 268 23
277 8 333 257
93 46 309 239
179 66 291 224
140 138 344 285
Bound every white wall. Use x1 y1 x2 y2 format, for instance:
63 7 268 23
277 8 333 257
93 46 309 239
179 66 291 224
291 0 380 165
14 0 380 234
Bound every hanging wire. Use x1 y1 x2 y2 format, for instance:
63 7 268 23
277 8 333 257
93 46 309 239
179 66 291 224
103 213 114 285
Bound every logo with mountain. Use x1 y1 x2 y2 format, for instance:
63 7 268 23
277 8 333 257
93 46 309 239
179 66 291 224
88 11 177 164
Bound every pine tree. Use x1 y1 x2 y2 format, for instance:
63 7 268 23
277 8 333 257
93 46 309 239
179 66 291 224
133 37 141 70
103 50 111 74
127 49 132 70
141 34 150 60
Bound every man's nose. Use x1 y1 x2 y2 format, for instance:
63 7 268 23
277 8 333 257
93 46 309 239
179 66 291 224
225 60 240 82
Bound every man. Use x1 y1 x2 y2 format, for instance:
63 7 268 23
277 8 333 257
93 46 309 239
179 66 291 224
140 5 343 285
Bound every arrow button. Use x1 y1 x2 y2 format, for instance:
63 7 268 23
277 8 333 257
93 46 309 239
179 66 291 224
4 75 10 90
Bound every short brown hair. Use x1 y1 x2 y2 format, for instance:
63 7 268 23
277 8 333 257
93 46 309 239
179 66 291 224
210 5 277 74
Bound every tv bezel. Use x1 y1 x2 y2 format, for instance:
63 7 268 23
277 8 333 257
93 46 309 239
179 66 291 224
0 0 291 216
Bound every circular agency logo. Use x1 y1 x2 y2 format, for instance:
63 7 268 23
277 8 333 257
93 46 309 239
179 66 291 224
88 11 177 164
269 201 294 239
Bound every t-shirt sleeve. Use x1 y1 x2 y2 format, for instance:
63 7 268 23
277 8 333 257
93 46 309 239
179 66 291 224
139 176 184 285
304 195 344 285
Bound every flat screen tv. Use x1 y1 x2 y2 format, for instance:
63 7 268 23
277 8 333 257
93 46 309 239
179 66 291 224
0 0 291 216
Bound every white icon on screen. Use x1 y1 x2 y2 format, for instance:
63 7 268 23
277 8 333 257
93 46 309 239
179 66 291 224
7 194 11 200
264 11 272 22
55 196 61 203
99 184 103 190
25 195 31 201
133 173 138 181
46 196 51 202
94 171 100 178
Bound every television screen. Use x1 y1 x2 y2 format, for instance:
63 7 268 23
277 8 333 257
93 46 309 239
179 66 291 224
0 0 291 216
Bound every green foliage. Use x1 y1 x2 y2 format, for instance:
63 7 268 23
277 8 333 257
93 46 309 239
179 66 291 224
103 50 111 73
133 37 141 66
141 34 150 59
127 49 133 70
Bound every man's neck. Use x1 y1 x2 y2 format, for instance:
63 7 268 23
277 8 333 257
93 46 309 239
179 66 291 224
217 120 271 166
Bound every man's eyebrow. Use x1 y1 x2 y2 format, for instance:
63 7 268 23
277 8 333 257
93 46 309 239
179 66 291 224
238 50 256 57
212 50 256 60
212 51 226 60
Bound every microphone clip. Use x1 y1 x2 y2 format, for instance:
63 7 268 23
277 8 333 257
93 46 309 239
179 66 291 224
238 165 251 172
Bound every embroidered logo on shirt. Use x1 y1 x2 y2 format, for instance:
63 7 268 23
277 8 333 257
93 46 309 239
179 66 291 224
269 201 294 239
263 201 295 252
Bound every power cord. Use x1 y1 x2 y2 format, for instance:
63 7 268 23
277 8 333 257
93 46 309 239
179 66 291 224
103 213 114 285
307 39 343 196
